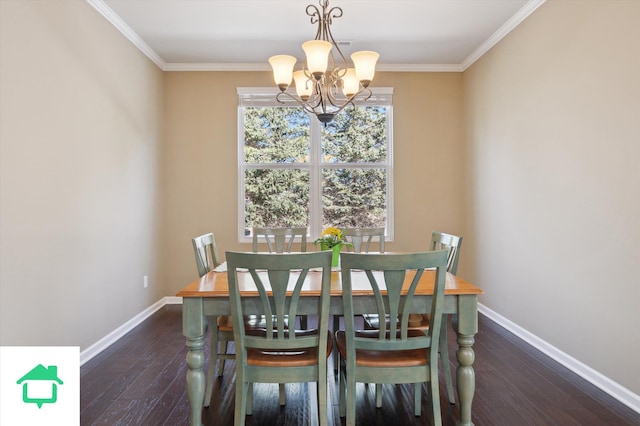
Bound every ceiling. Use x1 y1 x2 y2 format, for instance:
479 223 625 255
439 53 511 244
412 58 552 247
90 0 545 72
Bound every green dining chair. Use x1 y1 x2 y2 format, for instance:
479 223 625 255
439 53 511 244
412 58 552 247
193 232 290 407
336 251 449 426
362 231 463 405
252 226 307 254
333 227 385 369
432 231 463 275
226 250 333 426
426 231 463 404
253 226 309 329
192 233 234 407
343 227 385 253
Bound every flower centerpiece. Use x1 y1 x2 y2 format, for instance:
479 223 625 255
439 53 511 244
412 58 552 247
314 227 350 267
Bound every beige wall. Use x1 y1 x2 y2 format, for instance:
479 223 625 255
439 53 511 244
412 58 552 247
162 71 465 295
0 1 164 349
462 0 640 394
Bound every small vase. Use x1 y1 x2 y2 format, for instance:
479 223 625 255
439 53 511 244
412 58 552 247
330 242 343 267
319 242 343 267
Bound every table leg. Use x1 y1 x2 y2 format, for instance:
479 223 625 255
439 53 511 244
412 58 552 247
453 295 478 426
183 298 206 426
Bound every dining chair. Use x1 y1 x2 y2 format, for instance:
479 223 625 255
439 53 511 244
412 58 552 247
333 227 385 368
192 232 232 407
252 226 307 254
362 230 463 405
336 251 449 426
343 227 385 253
424 231 463 404
226 250 333 426
431 231 463 275
253 226 309 329
193 232 286 407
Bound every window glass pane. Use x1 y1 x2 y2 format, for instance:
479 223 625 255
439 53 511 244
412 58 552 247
321 106 387 163
244 107 310 163
244 169 310 233
322 168 387 228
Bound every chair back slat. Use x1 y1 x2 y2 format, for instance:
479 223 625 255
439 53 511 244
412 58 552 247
192 233 220 277
248 270 275 331
252 227 308 253
343 227 385 253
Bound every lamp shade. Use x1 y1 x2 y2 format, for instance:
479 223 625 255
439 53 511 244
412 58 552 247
269 55 297 91
293 70 313 101
341 68 360 97
351 51 379 86
302 40 332 79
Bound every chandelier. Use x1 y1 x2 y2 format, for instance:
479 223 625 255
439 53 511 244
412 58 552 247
268 0 379 124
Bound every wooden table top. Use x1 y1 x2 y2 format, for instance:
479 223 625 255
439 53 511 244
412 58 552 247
177 269 483 298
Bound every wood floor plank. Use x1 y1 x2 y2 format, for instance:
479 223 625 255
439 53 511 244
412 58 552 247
80 305 640 425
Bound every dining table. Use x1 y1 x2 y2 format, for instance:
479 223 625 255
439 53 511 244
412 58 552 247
177 264 484 426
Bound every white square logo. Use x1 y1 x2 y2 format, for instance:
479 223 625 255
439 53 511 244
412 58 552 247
0 346 79 426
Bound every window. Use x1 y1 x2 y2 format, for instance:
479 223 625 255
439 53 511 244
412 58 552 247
237 87 393 242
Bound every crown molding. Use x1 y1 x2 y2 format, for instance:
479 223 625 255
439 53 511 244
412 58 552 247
377 63 464 73
163 62 464 73
86 0 166 70
461 0 546 70
163 63 270 72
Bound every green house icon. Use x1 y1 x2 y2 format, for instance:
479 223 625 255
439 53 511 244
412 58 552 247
16 364 64 408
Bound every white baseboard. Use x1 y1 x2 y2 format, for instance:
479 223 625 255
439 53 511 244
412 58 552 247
80 297 169 366
478 303 640 415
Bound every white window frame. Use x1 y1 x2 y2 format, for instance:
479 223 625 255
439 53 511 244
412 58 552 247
237 87 394 243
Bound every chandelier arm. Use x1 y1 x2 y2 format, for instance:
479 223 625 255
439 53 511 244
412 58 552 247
325 82 346 109
322 98 352 118
306 4 322 40
306 4 321 24
275 91 319 116
318 79 330 114
324 6 348 67
306 80 327 110
360 87 373 102
326 5 343 22
324 86 368 110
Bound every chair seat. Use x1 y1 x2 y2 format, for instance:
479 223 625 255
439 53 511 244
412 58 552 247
362 313 430 330
217 314 290 332
335 329 429 367
247 330 333 367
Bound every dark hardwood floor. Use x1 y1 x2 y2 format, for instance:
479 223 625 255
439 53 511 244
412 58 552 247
81 305 640 425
